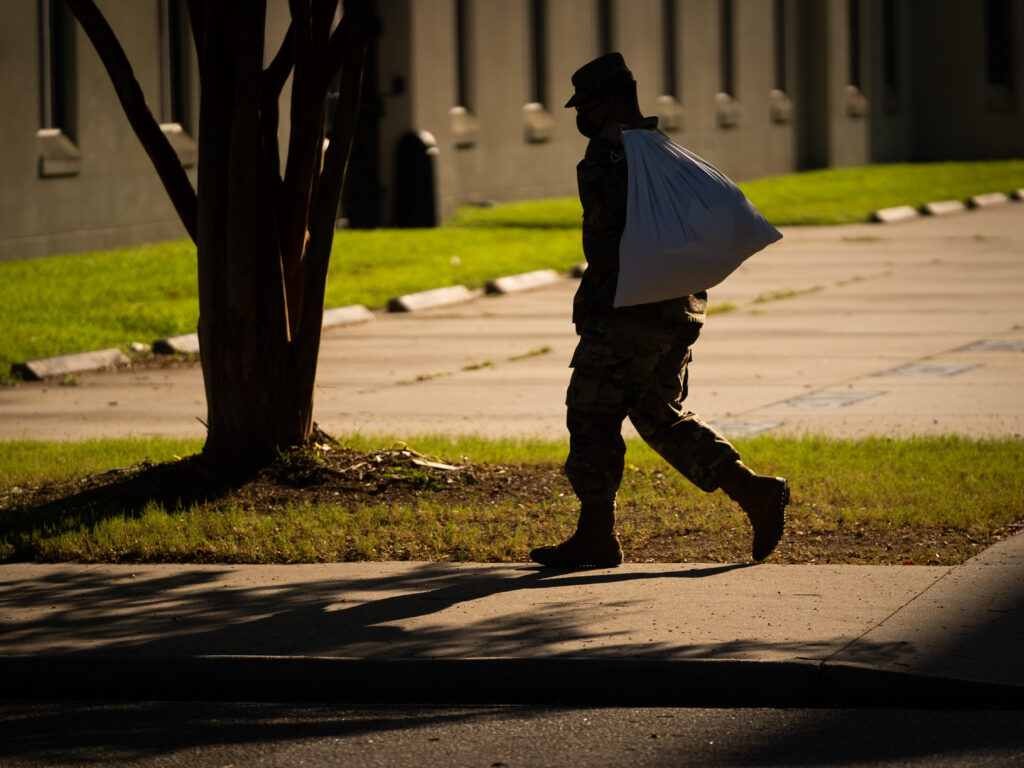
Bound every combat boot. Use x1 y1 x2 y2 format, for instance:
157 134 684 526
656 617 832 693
719 461 789 562
529 531 623 568
530 500 622 568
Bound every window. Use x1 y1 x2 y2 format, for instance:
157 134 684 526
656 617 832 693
451 0 479 148
37 0 80 176
529 0 547 105
524 0 554 142
38 0 76 139
720 0 734 97
985 0 1015 110
773 0 786 93
848 0 861 89
454 0 473 110
662 0 678 99
985 0 1014 88
158 0 191 129
882 0 898 92
597 0 613 55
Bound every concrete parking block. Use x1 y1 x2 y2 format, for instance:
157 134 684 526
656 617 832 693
387 285 478 312
322 305 375 328
485 269 561 295
11 348 130 380
153 333 200 355
871 205 919 223
969 192 1010 208
921 199 967 216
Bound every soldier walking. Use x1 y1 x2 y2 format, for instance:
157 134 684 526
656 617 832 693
530 53 790 568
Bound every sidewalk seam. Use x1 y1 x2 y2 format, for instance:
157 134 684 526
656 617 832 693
820 564 958 665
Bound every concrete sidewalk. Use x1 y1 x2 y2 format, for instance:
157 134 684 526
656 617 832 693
2 528 1022 706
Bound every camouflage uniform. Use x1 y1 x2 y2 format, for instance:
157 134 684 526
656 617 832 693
566 118 739 519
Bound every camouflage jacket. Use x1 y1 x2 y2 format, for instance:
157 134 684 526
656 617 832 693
573 117 707 331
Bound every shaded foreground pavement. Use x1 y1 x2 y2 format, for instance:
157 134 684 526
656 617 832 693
1 205 1023 708
2 526 1022 706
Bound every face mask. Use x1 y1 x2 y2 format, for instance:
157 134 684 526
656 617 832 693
576 100 609 138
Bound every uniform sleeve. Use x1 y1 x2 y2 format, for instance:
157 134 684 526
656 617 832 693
577 138 629 274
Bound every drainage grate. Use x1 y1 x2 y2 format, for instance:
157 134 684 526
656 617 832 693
956 339 1024 353
778 391 885 408
709 421 784 437
872 363 977 378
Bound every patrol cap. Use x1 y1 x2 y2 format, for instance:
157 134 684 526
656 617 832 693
564 52 635 108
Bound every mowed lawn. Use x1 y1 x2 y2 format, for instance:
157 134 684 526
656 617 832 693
1 434 1022 566
2 159 1023 377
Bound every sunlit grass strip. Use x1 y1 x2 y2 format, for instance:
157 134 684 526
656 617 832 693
33 500 549 563
743 160 1024 226
2 435 1021 565
449 160 1024 228
0 228 583 378
0 437 204 490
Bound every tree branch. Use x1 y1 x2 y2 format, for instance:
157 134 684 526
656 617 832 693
301 0 373 333
65 0 198 242
261 24 293 184
184 0 205 74
263 23 294 99
322 9 350 94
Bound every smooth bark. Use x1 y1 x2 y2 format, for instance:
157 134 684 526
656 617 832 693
69 0 372 458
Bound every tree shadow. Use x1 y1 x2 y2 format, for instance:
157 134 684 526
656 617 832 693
1 455 265 560
0 562 759 659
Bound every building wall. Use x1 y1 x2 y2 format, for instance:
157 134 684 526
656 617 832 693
2 0 1021 259
867 0 916 162
908 0 1024 161
0 0 197 261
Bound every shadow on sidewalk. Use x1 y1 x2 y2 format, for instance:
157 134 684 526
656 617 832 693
0 561 912 666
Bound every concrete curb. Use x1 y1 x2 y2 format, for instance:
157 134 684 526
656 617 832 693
969 192 1010 208
9 348 130 381
871 191 1021 223
153 333 200 355
322 304 375 328
921 199 967 217
3 655 1021 707
871 205 919 224
485 269 561 295
387 285 479 312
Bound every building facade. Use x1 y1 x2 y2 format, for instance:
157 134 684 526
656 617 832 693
1 0 1021 260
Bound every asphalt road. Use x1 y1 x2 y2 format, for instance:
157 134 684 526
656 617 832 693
2 701 1023 767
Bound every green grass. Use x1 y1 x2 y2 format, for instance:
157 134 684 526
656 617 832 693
3 160 1022 378
0 228 581 379
449 160 1024 228
446 197 584 228
2 435 1021 565
322 227 582 308
0 436 203 489
742 160 1024 225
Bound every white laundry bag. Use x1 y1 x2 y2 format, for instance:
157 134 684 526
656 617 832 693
614 130 782 308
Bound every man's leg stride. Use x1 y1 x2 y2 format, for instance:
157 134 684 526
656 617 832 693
630 409 790 562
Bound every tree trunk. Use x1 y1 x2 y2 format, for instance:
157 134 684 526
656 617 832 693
68 0 370 461
196 1 319 458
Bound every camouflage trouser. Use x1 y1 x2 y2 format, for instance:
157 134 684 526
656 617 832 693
564 319 739 507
